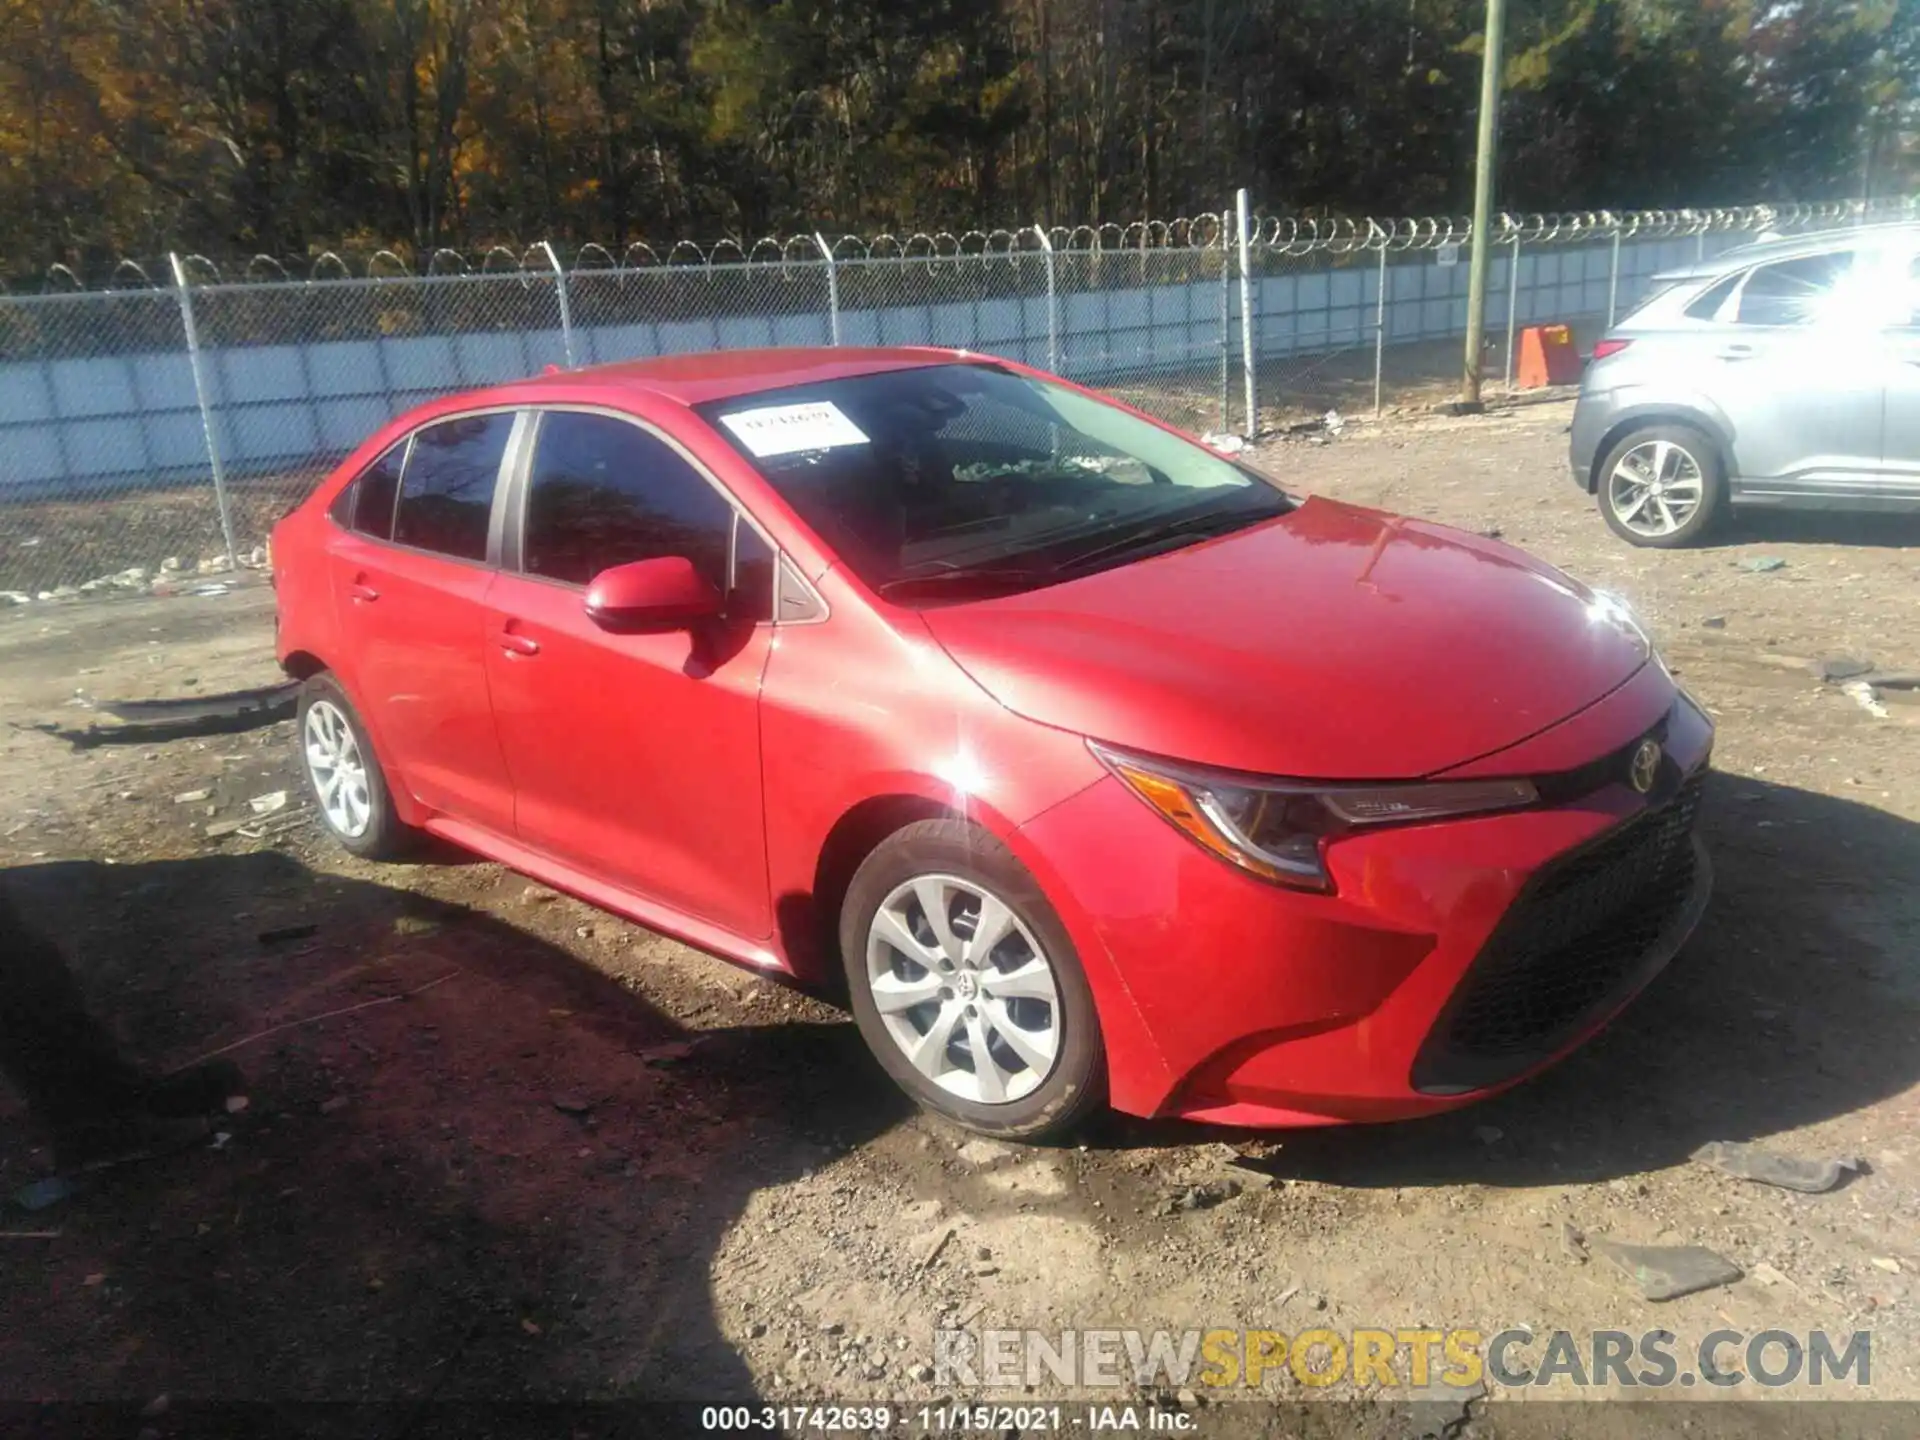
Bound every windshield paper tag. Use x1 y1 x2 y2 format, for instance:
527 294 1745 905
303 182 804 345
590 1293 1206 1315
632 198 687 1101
719 402 870 458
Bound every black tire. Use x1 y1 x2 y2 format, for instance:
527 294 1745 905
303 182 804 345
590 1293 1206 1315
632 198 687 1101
295 673 416 860
840 819 1107 1140
1596 423 1726 549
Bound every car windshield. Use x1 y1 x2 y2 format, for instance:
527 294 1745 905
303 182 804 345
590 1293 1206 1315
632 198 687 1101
694 363 1293 602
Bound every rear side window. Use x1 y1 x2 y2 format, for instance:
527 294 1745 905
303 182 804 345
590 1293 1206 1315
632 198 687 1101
394 413 513 562
1735 252 1854 326
522 412 734 589
343 443 406 539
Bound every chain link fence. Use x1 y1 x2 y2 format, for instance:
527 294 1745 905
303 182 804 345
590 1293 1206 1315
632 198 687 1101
3 195 1916 594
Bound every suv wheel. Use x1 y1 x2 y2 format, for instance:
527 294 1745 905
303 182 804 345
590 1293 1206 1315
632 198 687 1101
840 819 1106 1140
297 674 415 860
1597 425 1725 548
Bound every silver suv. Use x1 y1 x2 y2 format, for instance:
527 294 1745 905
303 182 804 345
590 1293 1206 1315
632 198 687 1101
1569 222 1920 546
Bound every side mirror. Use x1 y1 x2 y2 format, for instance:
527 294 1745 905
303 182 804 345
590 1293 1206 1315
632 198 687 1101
584 556 722 631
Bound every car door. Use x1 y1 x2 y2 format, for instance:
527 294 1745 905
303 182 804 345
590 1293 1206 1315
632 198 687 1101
1881 249 1920 491
483 407 777 940
326 410 519 832
1706 249 1887 494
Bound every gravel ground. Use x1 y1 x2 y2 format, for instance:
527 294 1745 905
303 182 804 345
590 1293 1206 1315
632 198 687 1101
1 396 1917 1435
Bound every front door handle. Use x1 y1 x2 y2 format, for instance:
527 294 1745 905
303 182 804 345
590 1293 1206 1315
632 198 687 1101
498 630 541 657
1716 344 1757 362
347 581 380 603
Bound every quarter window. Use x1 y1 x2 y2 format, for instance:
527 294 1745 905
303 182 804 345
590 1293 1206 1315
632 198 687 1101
346 443 406 540
523 412 735 592
393 413 513 561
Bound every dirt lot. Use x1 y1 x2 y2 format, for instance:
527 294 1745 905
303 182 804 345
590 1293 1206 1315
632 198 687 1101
2 397 1919 1435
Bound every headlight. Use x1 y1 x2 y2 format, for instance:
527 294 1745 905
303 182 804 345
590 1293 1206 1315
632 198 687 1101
1090 742 1538 892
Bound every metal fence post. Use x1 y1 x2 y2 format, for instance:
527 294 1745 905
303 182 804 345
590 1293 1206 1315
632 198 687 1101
1218 212 1232 432
1235 189 1257 438
169 253 239 572
1503 231 1521 392
1033 224 1058 373
814 233 842 346
540 242 576 367
1607 224 1623 327
1374 237 1390 418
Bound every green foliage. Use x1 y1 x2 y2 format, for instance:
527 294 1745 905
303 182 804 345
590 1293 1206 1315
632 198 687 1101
0 0 1913 275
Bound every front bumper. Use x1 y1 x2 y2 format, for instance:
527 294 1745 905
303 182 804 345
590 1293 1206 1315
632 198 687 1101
1011 677 1713 1127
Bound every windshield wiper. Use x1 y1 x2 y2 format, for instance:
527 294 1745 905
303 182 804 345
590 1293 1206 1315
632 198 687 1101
1053 503 1274 573
876 561 1060 599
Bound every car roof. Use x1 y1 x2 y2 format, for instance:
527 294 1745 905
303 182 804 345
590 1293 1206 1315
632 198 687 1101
1652 220 1920 286
517 345 974 407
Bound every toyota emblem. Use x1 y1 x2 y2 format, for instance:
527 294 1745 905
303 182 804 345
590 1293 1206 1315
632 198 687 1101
1629 739 1663 795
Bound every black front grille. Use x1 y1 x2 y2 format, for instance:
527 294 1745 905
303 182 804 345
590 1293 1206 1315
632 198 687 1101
1412 772 1707 1093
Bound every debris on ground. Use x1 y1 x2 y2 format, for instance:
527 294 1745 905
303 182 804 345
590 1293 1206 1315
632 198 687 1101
30 682 299 748
1163 1178 1242 1213
11 1176 76 1213
257 923 319 946
1872 1257 1903 1275
1813 657 1874 683
1324 410 1347 437
1200 432 1247 454
1740 557 1788 573
1869 671 1920 691
915 1222 957 1270
1749 1262 1792 1287
1473 1124 1504 1144
1561 1222 1588 1263
172 789 211 804
1692 1140 1858 1194
1702 615 1727 629
205 819 249 839
1589 1238 1742 1301
637 1039 702 1067
1842 680 1890 719
552 1094 593 1116
248 790 288 815
318 1096 350 1115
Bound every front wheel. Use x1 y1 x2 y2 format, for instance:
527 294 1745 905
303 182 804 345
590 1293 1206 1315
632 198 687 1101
840 819 1106 1140
1597 425 1726 548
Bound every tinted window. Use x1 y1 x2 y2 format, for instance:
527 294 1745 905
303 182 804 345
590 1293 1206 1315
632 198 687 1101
523 412 734 589
348 443 406 539
1736 253 1854 326
393 414 512 561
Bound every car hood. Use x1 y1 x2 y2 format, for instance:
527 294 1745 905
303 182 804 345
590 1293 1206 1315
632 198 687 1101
919 497 1649 779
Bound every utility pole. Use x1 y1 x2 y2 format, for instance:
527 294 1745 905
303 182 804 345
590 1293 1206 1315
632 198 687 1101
1461 0 1508 409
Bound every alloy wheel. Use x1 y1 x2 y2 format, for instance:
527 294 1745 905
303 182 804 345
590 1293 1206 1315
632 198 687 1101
303 699 373 838
864 873 1063 1105
1607 439 1705 538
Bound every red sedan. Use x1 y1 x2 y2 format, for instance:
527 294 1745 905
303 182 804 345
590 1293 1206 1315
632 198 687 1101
271 347 1713 1138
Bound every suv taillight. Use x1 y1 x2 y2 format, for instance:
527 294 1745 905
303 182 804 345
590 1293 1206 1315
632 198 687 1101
1591 338 1633 361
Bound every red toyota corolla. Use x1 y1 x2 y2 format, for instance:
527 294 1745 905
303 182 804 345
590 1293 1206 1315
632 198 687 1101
271 347 1712 1138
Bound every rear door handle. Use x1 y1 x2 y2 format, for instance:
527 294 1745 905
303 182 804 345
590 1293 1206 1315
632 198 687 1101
1716 344 1757 362
498 629 541 657
347 581 379 603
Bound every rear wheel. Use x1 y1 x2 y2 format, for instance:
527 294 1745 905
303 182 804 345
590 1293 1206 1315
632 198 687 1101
297 674 415 860
840 819 1106 1139
1597 425 1725 548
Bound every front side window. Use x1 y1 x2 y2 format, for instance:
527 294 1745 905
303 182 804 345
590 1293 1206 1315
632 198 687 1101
695 363 1292 603
522 411 734 591
393 412 513 562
